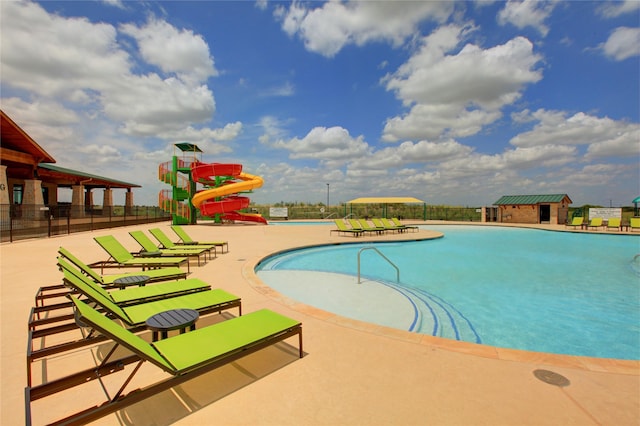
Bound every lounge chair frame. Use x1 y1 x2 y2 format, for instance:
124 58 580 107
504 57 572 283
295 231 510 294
149 227 217 258
93 235 190 273
330 219 364 237
566 217 584 229
26 298 303 426
587 217 603 230
59 247 187 287
170 225 229 253
129 230 210 265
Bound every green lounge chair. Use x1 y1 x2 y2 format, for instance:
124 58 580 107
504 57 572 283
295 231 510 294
566 216 584 229
330 219 364 237
587 217 603 230
58 247 187 288
58 258 210 305
606 217 621 231
94 235 190 273
391 218 419 232
372 218 401 233
355 218 385 235
630 217 640 232
381 218 408 233
129 230 209 266
171 225 229 253
149 227 218 258
26 296 302 425
60 265 241 326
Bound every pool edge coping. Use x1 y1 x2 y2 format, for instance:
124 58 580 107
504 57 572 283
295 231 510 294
244 229 640 376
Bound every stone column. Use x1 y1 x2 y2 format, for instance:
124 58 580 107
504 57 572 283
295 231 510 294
0 165 9 226
23 179 45 220
71 185 84 218
125 189 134 216
102 188 113 217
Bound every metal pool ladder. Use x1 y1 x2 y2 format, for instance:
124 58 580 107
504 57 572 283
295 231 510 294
357 247 399 284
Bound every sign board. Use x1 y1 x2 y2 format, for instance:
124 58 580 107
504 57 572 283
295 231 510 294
269 207 288 219
588 207 622 219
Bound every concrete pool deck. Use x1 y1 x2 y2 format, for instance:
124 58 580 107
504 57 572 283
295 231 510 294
3 221 639 425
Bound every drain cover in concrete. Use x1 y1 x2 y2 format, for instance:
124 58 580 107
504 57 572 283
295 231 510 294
533 369 570 387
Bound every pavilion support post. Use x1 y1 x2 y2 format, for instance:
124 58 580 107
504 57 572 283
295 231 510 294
125 189 134 216
71 185 84 218
103 189 113 217
23 179 45 221
0 165 9 227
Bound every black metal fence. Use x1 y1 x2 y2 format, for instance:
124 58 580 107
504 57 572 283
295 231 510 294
249 204 482 221
0 204 171 243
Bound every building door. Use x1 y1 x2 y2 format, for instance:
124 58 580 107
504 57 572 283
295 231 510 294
540 204 551 223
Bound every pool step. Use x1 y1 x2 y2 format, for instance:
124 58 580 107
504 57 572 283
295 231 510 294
379 280 482 343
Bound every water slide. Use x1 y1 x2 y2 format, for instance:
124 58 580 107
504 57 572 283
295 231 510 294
190 162 267 224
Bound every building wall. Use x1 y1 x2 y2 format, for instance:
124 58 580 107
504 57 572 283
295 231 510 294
499 205 539 223
499 201 569 224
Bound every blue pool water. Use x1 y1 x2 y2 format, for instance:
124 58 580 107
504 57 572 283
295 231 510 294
268 221 333 225
256 225 640 359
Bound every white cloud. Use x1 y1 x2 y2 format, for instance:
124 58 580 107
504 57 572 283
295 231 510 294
271 126 370 165
259 81 295 97
275 1 454 57
597 0 640 18
350 139 472 170
600 27 640 61
1 1 130 99
382 25 543 142
509 109 640 159
0 1 220 139
102 0 125 9
497 0 558 37
120 18 218 84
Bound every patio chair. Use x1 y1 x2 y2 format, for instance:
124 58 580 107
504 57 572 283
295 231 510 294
25 296 302 426
371 218 402 233
58 247 187 288
94 235 190 273
356 218 385 235
566 216 584 229
330 219 364 237
59 265 241 326
381 218 408 233
630 217 640 232
391 218 419 232
149 227 217 258
171 225 229 253
129 230 210 266
58 258 211 306
606 217 621 231
587 217 603 230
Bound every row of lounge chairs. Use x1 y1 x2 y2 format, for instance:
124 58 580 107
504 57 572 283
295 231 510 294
331 217 419 237
25 225 303 425
566 216 640 231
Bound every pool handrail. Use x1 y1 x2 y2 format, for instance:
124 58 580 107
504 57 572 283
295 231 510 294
357 247 400 284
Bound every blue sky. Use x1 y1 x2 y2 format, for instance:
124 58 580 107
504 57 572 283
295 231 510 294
1 0 638 207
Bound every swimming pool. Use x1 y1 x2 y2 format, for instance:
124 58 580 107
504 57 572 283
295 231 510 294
256 225 640 360
268 221 333 225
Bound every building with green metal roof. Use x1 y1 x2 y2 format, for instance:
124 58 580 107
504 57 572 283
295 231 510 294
493 194 572 224
1 110 140 219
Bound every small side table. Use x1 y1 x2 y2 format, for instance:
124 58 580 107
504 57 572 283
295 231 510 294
112 275 150 290
146 309 199 341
